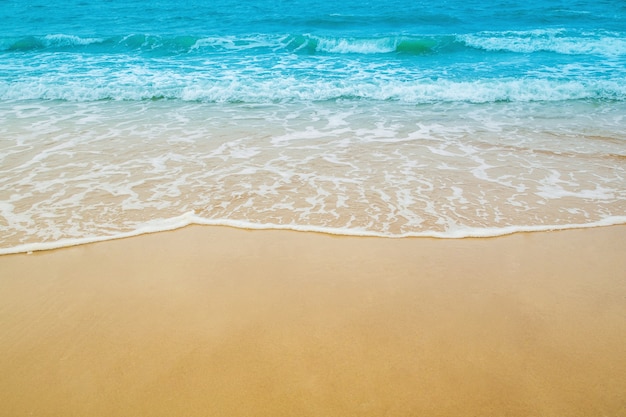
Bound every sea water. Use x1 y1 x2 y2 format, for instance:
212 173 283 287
1 0 625 254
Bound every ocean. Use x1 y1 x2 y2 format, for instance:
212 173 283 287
1 0 625 254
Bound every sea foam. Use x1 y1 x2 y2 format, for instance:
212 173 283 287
1 99 625 255
2 0 625 255
2 211 626 255
1 76 624 103
459 29 626 57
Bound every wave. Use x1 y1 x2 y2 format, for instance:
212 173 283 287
282 34 449 55
1 33 201 54
2 211 626 255
0 32 452 56
1 77 624 103
2 34 104 52
3 30 624 57
459 29 626 57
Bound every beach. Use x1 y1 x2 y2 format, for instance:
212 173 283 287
1 225 625 416
2 1 626 415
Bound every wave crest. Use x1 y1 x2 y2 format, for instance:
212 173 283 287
3 34 103 51
2 77 624 103
3 30 625 57
283 34 445 55
459 29 626 57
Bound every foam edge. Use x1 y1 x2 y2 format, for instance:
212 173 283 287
1 211 626 256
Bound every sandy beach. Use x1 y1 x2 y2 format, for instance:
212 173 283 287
1 225 625 416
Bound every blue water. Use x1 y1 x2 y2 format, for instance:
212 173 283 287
1 0 625 253
2 0 625 102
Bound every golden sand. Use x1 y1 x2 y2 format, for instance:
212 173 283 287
1 225 626 416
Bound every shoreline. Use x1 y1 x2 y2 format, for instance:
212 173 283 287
1 225 626 416
3 213 626 255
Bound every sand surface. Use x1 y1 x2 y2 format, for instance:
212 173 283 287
1 225 626 417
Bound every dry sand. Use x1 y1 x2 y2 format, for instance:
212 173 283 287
1 225 626 417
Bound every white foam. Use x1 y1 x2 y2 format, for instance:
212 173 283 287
2 211 626 256
537 184 617 200
3 71 625 103
190 35 276 52
43 34 103 47
314 36 397 54
459 29 626 57
2 100 625 255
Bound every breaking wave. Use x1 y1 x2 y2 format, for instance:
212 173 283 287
3 29 625 57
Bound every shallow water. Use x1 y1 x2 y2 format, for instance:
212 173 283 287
1 0 625 252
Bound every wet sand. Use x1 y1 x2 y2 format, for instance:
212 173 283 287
1 225 625 417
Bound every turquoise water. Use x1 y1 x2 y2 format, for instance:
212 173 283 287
2 0 626 102
1 0 625 252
